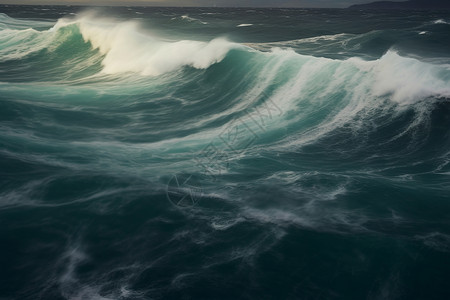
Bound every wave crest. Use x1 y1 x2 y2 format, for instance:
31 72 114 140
55 14 236 76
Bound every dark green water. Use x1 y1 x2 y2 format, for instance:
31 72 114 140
1 5 450 299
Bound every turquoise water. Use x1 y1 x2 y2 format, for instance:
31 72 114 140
1 5 450 299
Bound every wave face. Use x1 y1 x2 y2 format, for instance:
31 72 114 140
1 6 450 300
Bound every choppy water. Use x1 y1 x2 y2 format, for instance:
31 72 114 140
1 5 450 299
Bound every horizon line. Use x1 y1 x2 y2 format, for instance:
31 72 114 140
0 3 347 9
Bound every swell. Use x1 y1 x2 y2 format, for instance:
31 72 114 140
1 13 450 165
1 13 450 180
0 13 449 95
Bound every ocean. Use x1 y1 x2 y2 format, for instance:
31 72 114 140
1 5 450 299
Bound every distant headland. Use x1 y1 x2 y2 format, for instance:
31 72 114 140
349 0 450 10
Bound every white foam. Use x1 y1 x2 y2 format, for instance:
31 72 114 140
0 13 53 30
180 15 208 24
237 23 253 27
59 244 87 285
247 33 353 51
0 28 48 60
55 15 234 76
253 48 450 154
369 51 450 104
433 19 449 25
0 14 59 61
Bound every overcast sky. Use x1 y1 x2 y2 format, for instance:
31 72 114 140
0 0 407 8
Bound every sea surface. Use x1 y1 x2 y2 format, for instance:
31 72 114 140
1 5 450 299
